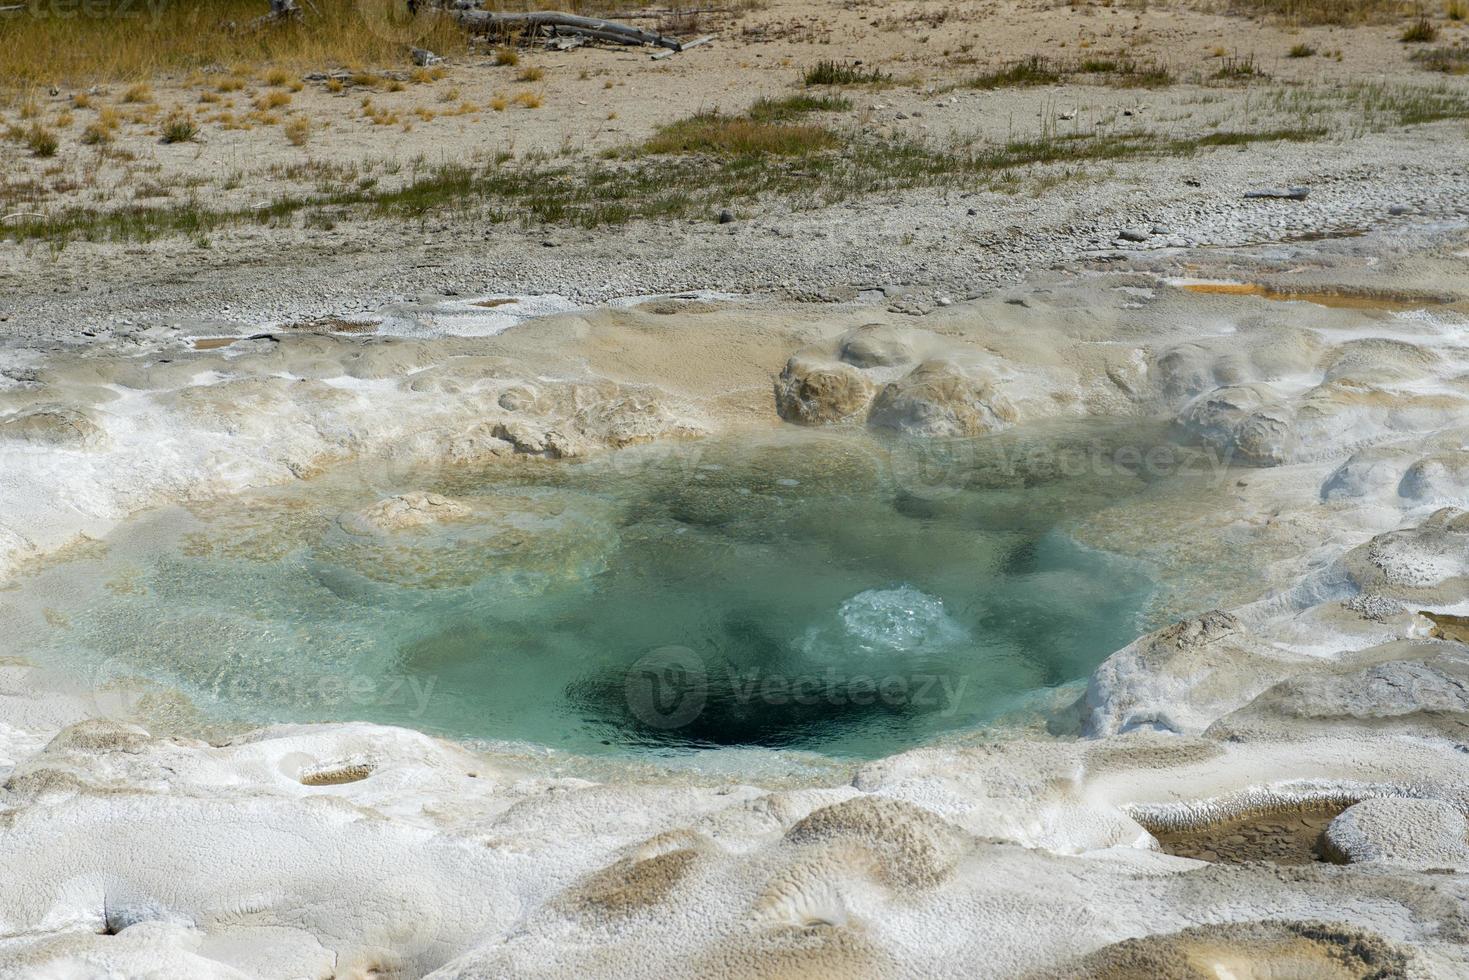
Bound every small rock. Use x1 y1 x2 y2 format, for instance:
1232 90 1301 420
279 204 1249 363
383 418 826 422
1118 229 1150 242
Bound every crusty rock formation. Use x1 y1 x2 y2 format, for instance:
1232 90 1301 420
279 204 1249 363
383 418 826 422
773 354 876 425
867 359 1016 438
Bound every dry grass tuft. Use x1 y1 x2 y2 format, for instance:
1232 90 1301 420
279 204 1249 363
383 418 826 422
79 105 120 144
516 65 545 82
1228 0 1409 25
643 112 836 156
122 83 153 104
2 0 468 87
512 90 542 109
283 114 311 145
494 47 520 67
1413 45 1469 72
80 121 111 144
25 124 59 157
256 90 292 110
160 110 196 143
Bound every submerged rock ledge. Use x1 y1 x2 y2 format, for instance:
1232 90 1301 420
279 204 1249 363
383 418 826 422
3 251 1469 977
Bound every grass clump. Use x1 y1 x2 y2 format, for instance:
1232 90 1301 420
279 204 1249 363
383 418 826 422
160 111 196 143
1402 17 1439 41
494 47 520 67
968 55 1172 89
25 124 59 157
80 106 120 144
283 114 311 145
803 60 890 86
969 56 1065 89
1288 42 1317 57
642 111 836 156
1213 53 1267 79
1228 0 1403 25
746 94 851 122
122 83 153 104
1412 46 1469 73
1450 0 1467 20
256 90 293 110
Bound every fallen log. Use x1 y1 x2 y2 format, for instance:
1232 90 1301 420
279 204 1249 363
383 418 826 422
448 9 683 51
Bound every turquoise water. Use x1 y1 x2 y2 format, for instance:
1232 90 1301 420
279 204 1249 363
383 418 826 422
9 423 1188 758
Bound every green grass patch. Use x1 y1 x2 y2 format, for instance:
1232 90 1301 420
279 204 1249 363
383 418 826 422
967 55 1173 90
967 56 1065 89
803 59 890 86
746 94 852 122
1402 17 1439 41
1212 53 1268 80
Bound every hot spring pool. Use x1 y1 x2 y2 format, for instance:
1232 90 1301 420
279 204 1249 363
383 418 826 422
8 422 1226 759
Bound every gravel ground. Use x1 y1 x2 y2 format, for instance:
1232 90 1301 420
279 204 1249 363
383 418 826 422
2 121 1467 345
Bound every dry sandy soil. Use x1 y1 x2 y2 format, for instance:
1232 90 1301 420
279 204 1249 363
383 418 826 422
2 0 1468 336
